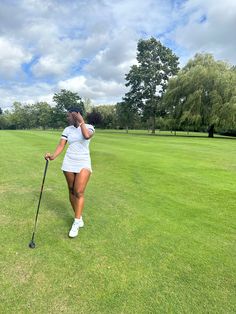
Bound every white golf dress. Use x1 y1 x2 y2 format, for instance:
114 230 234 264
61 124 95 173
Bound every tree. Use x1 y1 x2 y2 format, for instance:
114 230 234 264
84 98 93 113
115 101 139 132
11 102 30 129
0 114 8 129
8 102 54 129
93 105 116 128
53 89 85 113
52 89 85 128
0 107 2 115
87 108 103 126
163 53 236 137
0 109 15 129
34 102 53 129
124 37 179 133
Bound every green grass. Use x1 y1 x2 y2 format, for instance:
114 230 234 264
0 130 235 313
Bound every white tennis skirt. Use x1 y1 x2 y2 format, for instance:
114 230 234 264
61 154 92 173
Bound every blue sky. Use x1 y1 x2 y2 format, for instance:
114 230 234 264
0 0 236 109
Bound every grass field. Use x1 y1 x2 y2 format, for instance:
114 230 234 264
0 130 235 313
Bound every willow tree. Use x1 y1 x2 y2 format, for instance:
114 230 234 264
163 53 236 137
124 37 179 133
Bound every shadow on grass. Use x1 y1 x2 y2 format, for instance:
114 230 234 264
97 130 236 140
35 190 73 226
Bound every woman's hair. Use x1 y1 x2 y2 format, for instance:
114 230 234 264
68 107 83 116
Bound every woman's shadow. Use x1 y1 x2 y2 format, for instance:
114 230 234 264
41 190 73 227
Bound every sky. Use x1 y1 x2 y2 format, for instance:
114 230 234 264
0 0 236 110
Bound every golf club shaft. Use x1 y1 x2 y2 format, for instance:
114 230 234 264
31 159 49 242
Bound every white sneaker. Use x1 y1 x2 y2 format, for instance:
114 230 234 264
69 222 80 238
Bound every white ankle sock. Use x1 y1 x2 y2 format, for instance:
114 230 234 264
74 217 82 223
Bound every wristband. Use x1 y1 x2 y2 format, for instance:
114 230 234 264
79 122 85 127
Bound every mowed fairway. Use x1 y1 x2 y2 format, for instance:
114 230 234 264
0 130 235 313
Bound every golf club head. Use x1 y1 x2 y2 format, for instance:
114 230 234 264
29 241 36 249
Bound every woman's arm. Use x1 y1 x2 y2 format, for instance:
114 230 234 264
72 112 94 140
80 122 93 140
45 139 67 160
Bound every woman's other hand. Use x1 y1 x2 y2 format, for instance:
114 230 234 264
44 152 54 160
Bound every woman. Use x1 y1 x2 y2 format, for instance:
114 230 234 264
45 108 95 238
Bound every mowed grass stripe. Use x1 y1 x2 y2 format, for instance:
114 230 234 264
0 130 235 313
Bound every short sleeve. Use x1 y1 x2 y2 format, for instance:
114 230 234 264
61 127 69 140
86 124 95 134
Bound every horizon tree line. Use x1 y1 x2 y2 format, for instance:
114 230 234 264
0 38 236 137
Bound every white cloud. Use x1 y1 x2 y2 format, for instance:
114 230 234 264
58 75 127 104
106 0 174 34
84 28 138 83
58 76 88 94
170 0 236 64
0 83 54 110
0 37 32 78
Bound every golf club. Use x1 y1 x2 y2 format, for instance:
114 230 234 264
29 159 49 249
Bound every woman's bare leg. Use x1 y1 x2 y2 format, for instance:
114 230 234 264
63 171 76 212
73 169 91 219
